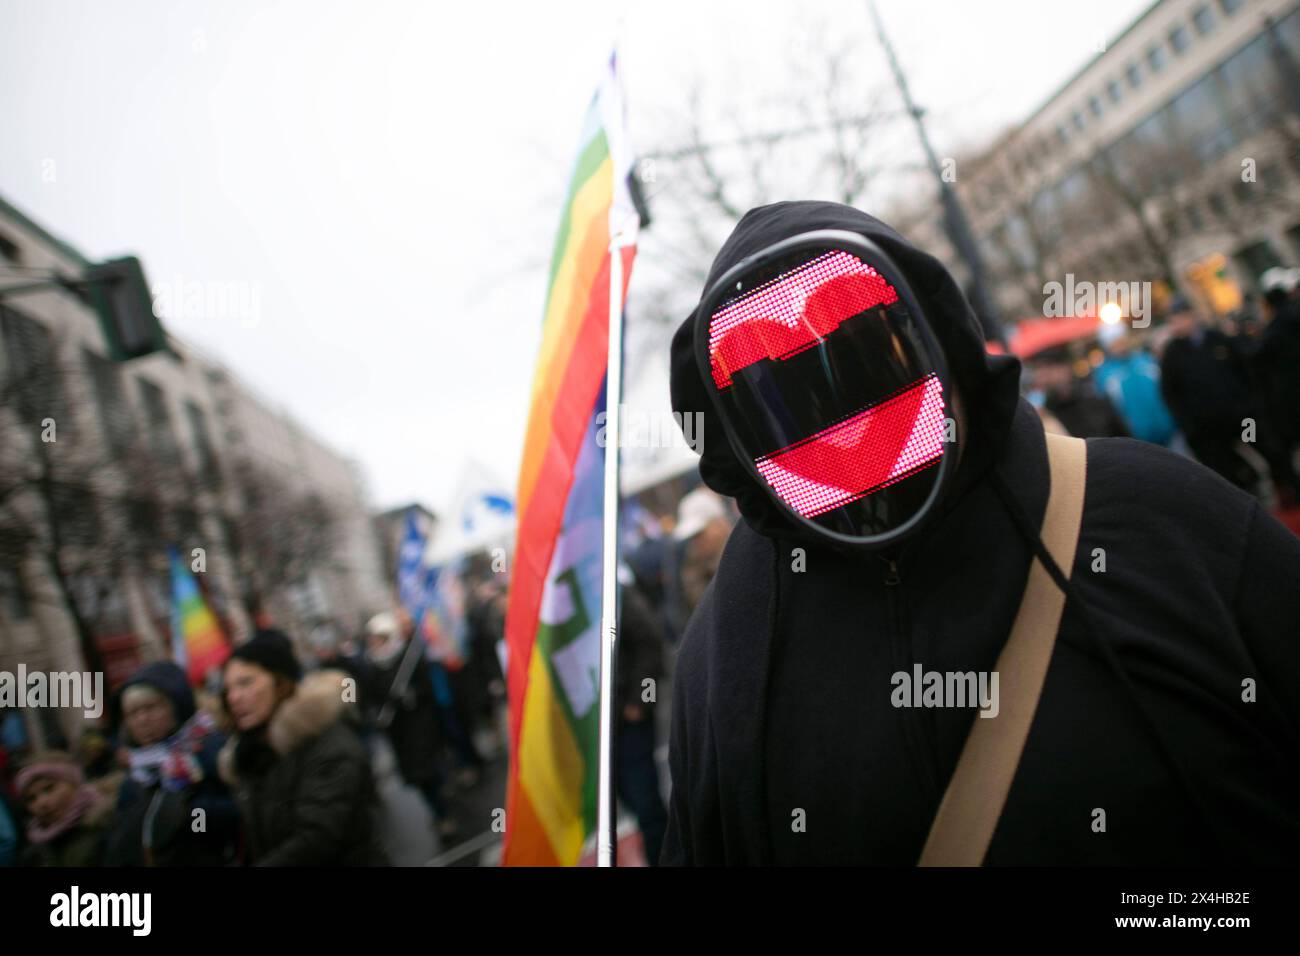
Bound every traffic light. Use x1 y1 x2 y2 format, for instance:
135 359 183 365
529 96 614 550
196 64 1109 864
84 256 168 361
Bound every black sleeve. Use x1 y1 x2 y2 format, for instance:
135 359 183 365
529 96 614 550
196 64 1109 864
660 662 695 866
1232 501 1300 741
617 585 665 710
1159 351 1185 425
255 736 367 867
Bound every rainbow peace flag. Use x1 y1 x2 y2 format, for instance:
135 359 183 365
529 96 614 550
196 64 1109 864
168 548 231 686
503 52 639 866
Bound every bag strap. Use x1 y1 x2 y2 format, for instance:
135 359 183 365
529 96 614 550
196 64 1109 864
918 432 1088 866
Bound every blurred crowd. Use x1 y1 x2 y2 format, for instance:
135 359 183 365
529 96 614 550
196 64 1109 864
0 484 738 867
0 577 516 866
1027 269 1300 513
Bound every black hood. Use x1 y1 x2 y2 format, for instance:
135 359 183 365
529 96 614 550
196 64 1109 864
119 660 197 730
670 200 1022 546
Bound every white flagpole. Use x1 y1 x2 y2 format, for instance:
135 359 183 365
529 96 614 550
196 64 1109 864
596 234 626 868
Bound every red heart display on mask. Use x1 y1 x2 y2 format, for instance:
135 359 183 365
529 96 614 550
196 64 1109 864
755 375 945 517
709 260 899 390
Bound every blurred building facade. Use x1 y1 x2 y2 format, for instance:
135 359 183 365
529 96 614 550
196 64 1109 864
900 0 1300 321
0 194 387 746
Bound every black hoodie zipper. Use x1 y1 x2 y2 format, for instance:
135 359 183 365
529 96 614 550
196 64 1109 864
879 549 943 811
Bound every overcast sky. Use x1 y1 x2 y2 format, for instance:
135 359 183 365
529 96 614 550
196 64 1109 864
0 0 1150 514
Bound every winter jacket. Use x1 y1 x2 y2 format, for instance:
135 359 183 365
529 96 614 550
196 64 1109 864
20 795 113 867
662 200 1300 866
1094 352 1177 445
1160 329 1255 441
365 640 445 786
1254 299 1300 444
219 670 387 866
105 661 240 866
617 583 666 713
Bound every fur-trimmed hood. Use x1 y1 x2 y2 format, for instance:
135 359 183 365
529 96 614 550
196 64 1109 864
218 669 352 785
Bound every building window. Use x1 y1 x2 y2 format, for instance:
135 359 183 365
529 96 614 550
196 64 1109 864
84 349 133 458
1193 5 1216 36
1089 95 1104 118
1288 222 1300 260
1169 72 1232 163
0 230 20 264
185 400 221 483
1057 125 1071 145
1234 240 1282 282
1106 80 1123 105
1072 110 1086 132
1126 62 1143 89
1 305 66 429
0 565 30 620
1169 25 1190 55
138 378 181 465
1218 0 1242 16
1217 34 1281 145
1147 44 1166 73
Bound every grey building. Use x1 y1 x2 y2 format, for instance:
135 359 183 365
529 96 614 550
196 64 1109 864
895 0 1300 324
0 194 387 747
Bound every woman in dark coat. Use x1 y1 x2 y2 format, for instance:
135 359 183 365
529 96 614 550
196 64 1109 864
104 660 239 866
219 630 387 866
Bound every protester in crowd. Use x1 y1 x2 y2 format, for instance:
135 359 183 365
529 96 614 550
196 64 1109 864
1093 327 1177 446
1255 268 1300 465
308 621 372 735
16 751 113 866
219 629 387 865
615 568 668 866
104 660 240 866
364 613 457 840
673 486 734 621
1160 295 1298 502
77 726 122 791
0 781 18 866
433 655 486 788
464 581 508 753
1030 347 1129 439
629 511 688 645
663 200 1300 865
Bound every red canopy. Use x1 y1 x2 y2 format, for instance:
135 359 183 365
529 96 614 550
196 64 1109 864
1008 316 1101 358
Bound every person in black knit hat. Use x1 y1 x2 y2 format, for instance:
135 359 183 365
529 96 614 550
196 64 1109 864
218 629 387 865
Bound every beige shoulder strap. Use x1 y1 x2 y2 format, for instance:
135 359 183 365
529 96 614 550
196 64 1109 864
918 432 1087 866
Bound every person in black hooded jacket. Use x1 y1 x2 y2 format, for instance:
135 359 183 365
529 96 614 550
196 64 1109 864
104 661 240 866
661 200 1300 866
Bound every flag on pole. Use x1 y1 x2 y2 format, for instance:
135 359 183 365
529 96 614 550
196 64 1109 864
398 507 471 669
168 547 231 686
503 51 639 866
427 461 516 566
